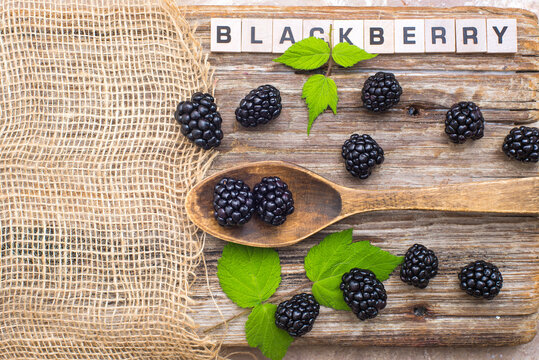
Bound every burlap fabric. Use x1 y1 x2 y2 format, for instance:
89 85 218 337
0 0 220 358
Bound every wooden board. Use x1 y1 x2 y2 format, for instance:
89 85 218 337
185 6 539 347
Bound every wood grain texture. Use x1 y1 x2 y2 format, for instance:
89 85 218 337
183 6 539 347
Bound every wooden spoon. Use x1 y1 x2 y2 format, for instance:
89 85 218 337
186 161 538 248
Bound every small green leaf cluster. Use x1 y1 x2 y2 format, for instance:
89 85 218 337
217 230 402 360
217 243 292 360
274 36 377 134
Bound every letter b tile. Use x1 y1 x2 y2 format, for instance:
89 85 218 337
364 20 394 54
211 18 242 52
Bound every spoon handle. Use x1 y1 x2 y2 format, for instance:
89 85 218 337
340 177 539 216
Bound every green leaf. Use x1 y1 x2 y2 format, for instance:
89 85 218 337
217 243 281 308
312 275 350 310
304 229 403 310
331 42 377 68
273 37 330 70
245 303 294 360
302 74 338 134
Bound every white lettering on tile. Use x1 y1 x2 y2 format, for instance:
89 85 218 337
395 19 425 53
487 18 517 53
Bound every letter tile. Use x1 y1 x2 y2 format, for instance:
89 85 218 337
456 18 487 53
425 19 455 53
302 19 333 43
487 18 517 53
332 20 364 48
273 18 303 53
242 18 272 52
364 20 395 54
211 18 242 52
395 19 425 53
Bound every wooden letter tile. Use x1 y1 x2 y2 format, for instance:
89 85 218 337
332 20 364 48
487 18 517 53
395 19 425 53
242 18 272 53
364 20 394 54
302 19 333 43
273 18 303 53
211 18 242 52
456 19 487 53
425 19 455 53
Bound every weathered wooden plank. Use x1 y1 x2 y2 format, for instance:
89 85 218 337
184 6 538 347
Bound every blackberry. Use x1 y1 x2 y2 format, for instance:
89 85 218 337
175 92 223 150
341 134 384 179
253 177 294 226
361 72 402 112
444 102 485 144
458 260 503 300
213 177 255 226
340 268 387 321
275 293 320 337
400 244 438 289
235 85 282 127
502 126 539 163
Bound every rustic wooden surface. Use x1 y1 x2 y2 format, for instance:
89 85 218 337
185 6 539 347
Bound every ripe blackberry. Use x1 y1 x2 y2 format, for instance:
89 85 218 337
213 177 255 226
444 102 484 144
400 244 438 289
253 177 294 226
361 72 402 112
340 268 387 321
175 92 223 150
235 85 282 127
502 126 539 163
342 134 384 179
275 293 320 337
458 260 503 300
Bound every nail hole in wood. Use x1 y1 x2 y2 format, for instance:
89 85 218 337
413 306 427 317
407 105 420 116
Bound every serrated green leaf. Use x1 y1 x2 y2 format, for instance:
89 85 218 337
245 303 294 360
305 229 403 311
304 228 353 282
302 74 338 134
217 243 281 308
331 42 377 68
312 275 349 310
273 37 330 70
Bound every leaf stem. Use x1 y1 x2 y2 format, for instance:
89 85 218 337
202 281 312 334
325 24 334 77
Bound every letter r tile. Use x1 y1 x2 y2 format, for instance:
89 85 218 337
364 20 394 54
211 18 242 52
242 18 272 53
425 19 455 53
456 18 487 53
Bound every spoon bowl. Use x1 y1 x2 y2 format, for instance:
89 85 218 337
186 161 539 247
186 161 342 247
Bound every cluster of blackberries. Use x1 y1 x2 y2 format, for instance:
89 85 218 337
175 85 282 150
400 244 503 300
213 176 294 227
275 243 503 337
351 72 537 181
